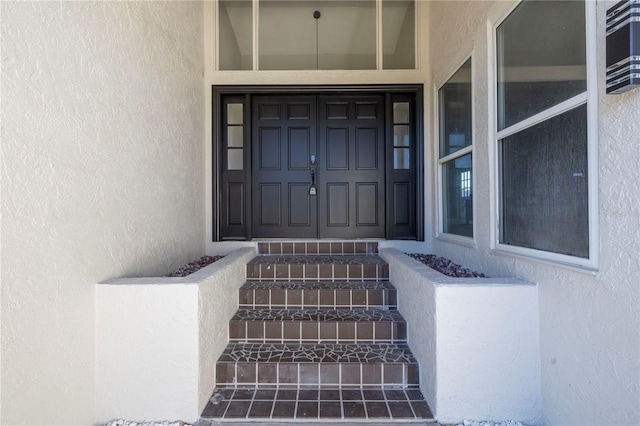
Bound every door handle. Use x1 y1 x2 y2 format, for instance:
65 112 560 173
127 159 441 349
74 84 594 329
309 169 317 196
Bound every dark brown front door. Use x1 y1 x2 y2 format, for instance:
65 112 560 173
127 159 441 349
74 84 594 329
252 96 318 238
317 95 385 238
251 94 385 239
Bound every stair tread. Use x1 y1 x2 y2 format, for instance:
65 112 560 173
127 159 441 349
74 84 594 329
217 343 417 364
231 308 404 322
241 280 395 290
248 255 388 265
200 386 434 422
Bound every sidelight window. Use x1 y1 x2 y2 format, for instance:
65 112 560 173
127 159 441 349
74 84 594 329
495 0 596 267
393 102 411 170
226 103 244 170
438 58 473 239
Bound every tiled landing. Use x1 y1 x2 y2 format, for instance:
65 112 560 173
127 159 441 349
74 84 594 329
201 387 433 421
200 241 433 424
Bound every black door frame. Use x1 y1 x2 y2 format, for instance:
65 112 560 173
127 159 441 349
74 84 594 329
212 84 424 242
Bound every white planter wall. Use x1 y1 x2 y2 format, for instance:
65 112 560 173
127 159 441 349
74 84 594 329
95 248 255 424
381 248 540 425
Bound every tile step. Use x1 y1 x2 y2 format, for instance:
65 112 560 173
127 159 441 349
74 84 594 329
257 241 379 256
239 280 397 310
229 309 406 344
200 386 434 422
246 255 389 282
216 343 419 387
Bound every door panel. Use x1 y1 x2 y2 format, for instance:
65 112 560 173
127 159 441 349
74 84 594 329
326 183 349 226
227 182 244 226
259 183 281 226
356 128 378 169
326 128 349 169
356 183 378 225
252 96 318 238
258 128 281 170
289 183 312 226
288 128 310 170
318 96 385 238
393 182 411 225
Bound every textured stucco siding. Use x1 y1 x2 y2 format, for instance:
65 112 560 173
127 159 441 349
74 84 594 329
1 2 204 424
380 249 438 412
198 248 255 414
96 284 200 424
429 1 640 425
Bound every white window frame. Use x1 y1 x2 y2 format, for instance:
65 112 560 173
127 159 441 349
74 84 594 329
489 0 599 272
436 55 476 247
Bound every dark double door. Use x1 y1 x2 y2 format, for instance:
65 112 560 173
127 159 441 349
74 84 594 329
252 95 385 239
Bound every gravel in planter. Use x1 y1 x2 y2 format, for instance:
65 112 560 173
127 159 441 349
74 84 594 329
165 255 225 277
406 253 486 278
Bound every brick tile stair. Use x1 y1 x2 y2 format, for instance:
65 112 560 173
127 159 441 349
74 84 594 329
199 241 434 423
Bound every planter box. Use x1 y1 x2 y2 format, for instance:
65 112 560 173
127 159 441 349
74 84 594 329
95 248 255 424
380 248 541 425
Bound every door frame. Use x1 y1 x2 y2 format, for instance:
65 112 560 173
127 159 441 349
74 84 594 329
212 84 424 241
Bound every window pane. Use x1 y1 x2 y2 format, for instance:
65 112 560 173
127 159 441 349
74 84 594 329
439 58 472 157
443 154 473 237
219 0 253 70
393 102 409 123
383 0 415 69
227 103 243 125
227 126 243 147
394 148 410 169
501 105 588 258
259 1 375 70
227 148 244 170
497 1 586 130
394 125 410 147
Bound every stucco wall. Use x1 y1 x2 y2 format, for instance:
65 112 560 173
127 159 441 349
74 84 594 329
1 2 204 424
429 1 640 425
95 248 254 424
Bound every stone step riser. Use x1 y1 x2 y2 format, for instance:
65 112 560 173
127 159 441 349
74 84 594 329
215 362 419 388
246 263 389 282
239 288 397 310
257 241 378 256
229 320 407 344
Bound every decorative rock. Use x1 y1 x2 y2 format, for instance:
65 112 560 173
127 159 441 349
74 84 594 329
457 420 527 426
405 253 486 278
165 256 224 277
105 420 189 426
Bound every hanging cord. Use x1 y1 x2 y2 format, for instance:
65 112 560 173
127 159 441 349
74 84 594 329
314 11 321 70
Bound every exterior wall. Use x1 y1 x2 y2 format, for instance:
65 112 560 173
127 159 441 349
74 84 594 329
1 2 204 424
95 248 254 424
429 1 640 425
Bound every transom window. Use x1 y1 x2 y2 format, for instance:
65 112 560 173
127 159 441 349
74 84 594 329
217 0 416 71
495 0 596 267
